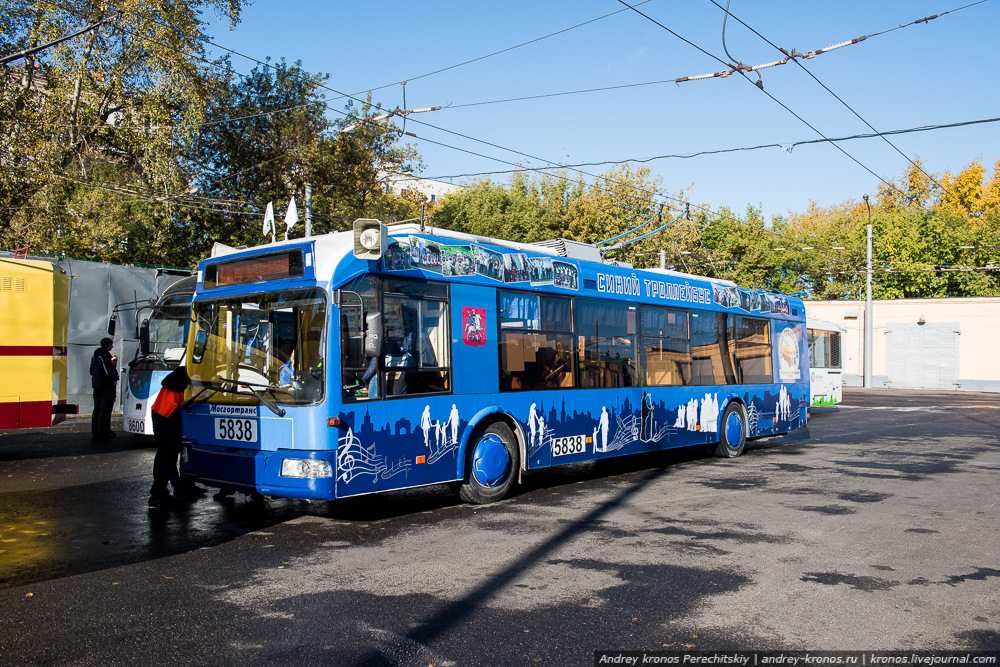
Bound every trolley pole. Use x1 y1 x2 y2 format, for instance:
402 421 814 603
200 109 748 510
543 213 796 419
864 195 873 388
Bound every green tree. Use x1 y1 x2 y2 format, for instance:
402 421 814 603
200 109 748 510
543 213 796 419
777 200 870 299
436 165 701 270
938 160 987 220
1 0 245 261
312 98 424 233
435 170 584 242
176 63 424 263
874 208 999 298
875 159 940 212
698 206 783 289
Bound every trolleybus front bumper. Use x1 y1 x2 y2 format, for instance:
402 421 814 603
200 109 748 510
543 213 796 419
181 441 337 500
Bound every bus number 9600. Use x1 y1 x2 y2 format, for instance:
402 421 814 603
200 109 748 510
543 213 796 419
551 435 587 457
214 418 258 443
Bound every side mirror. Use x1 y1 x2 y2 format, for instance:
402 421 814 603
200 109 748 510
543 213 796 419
139 319 150 357
107 314 117 336
192 330 208 364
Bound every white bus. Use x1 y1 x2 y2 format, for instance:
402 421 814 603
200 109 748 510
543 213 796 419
120 277 196 434
806 318 844 406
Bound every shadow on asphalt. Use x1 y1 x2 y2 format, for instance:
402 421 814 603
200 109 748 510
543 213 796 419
0 413 810 591
0 415 151 461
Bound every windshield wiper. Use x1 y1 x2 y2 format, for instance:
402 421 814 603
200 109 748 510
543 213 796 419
181 385 213 409
183 379 241 407
185 377 286 417
219 375 294 403
243 383 286 417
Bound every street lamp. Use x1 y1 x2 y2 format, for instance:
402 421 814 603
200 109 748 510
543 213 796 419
864 194 873 388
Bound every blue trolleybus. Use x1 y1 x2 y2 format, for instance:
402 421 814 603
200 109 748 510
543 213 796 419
179 221 810 504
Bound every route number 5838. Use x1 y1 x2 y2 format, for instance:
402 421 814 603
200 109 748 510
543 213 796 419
214 418 258 443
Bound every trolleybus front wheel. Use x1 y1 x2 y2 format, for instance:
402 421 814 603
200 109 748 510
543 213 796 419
712 402 747 458
459 422 519 505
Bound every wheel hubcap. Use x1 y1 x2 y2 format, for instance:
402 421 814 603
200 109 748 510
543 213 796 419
472 434 510 487
725 411 743 447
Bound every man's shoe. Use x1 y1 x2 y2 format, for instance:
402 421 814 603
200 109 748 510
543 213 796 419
148 496 171 509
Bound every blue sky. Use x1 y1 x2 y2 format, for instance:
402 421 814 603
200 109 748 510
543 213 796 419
204 0 999 221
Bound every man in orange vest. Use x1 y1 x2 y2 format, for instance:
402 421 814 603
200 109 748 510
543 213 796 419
148 366 204 508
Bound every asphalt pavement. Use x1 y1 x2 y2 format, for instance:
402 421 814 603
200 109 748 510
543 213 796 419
1 388 998 665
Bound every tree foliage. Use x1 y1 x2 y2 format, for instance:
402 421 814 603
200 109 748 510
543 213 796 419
434 170 583 242
2 2 423 265
3 5 997 296
1 0 244 262
172 61 422 262
434 158 1000 299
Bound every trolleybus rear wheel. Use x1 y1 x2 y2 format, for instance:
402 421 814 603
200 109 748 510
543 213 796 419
459 422 519 504
712 402 747 458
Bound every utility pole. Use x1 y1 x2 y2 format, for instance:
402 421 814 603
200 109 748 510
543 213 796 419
864 194 873 388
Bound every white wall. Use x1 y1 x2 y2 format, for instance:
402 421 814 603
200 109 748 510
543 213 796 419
805 297 1000 392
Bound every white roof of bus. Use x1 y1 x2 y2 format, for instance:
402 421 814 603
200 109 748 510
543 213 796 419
203 223 779 297
806 318 846 332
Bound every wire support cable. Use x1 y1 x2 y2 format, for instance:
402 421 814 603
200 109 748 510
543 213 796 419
426 0 986 114
355 1 655 96
616 0 907 200
0 10 122 66
33 169 259 216
703 0 968 191
420 115 1000 180
822 265 1000 275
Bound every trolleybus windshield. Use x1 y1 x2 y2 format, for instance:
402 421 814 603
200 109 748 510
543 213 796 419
147 294 191 360
187 287 327 406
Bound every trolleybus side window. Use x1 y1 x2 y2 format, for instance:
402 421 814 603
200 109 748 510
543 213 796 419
808 329 841 369
340 275 379 401
575 297 637 389
383 278 451 397
639 306 690 387
731 316 773 384
690 311 736 386
499 291 574 392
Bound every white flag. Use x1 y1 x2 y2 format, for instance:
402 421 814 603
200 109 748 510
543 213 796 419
262 201 274 236
284 196 299 231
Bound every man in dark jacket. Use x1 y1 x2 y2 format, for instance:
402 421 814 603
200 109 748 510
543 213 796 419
90 337 118 441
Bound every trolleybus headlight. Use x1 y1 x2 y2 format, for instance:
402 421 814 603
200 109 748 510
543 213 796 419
280 458 332 478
